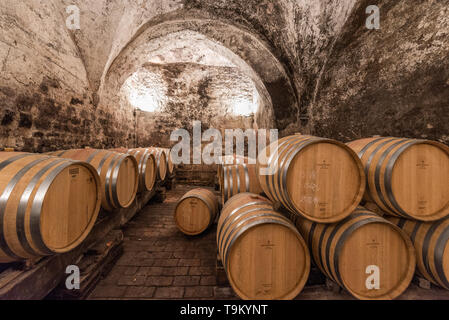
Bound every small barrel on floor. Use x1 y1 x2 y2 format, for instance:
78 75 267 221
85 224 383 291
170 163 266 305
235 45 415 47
387 216 449 290
48 149 138 212
217 193 310 300
257 135 366 223
292 207 416 300
347 137 449 221
0 152 101 263
174 188 218 236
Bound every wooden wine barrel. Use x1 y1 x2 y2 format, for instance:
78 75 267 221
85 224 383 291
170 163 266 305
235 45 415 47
292 207 416 300
217 193 310 300
217 155 254 193
221 163 263 204
387 216 449 289
161 148 174 176
174 188 218 236
0 152 101 263
49 149 138 212
111 148 157 193
257 135 365 223
347 137 449 221
133 148 167 181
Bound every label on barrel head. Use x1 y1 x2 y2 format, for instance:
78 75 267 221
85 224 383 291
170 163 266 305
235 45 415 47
416 160 430 170
69 167 79 178
317 160 331 170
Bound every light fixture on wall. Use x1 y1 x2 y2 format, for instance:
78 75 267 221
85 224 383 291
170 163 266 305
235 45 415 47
128 91 159 112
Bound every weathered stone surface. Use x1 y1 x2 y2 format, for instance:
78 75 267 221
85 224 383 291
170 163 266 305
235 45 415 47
310 0 449 144
1 0 448 155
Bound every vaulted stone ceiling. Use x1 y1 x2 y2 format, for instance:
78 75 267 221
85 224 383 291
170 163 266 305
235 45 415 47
1 0 448 152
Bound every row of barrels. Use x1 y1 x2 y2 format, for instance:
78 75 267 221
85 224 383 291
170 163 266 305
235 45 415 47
217 134 449 223
0 147 174 263
173 189 436 300
213 193 422 300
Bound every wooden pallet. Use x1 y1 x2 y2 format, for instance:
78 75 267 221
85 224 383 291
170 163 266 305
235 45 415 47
0 184 164 300
46 230 124 300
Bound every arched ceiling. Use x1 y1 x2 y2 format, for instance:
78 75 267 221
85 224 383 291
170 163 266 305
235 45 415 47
101 16 297 130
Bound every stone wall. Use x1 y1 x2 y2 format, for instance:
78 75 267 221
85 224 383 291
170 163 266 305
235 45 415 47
310 0 449 144
127 63 258 185
0 0 135 152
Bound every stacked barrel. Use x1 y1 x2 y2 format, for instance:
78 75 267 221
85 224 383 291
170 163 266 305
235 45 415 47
209 134 449 300
217 193 310 300
346 137 449 290
256 135 366 223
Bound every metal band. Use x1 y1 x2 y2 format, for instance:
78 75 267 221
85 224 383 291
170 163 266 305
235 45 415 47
397 218 406 229
229 166 234 201
243 164 250 192
364 138 398 193
410 222 421 244
30 161 73 254
16 158 66 256
308 222 317 249
135 149 146 186
86 150 101 164
373 139 408 215
236 166 241 194
217 201 272 251
333 216 386 286
55 151 67 157
324 212 374 282
0 157 51 259
223 166 229 203
433 223 449 289
317 224 331 275
96 151 111 176
263 136 298 202
0 154 34 171
219 208 274 256
223 215 297 269
384 140 421 218
104 154 121 209
270 136 304 209
111 155 128 208
282 138 322 214
357 137 387 159
421 219 446 284
138 151 148 188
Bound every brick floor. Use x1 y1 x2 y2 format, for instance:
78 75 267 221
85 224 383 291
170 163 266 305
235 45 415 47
88 185 237 300
88 185 449 300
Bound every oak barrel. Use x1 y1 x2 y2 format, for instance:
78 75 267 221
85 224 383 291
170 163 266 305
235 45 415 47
217 155 249 192
347 137 449 221
0 152 101 263
133 148 167 181
257 135 365 223
387 216 449 289
111 148 156 193
221 163 263 204
49 149 138 211
161 148 174 176
292 207 416 300
174 188 218 236
217 193 310 300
